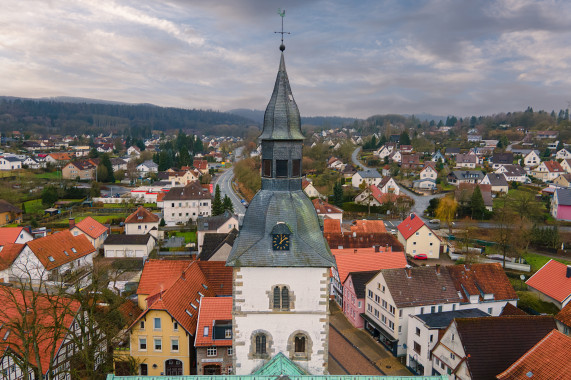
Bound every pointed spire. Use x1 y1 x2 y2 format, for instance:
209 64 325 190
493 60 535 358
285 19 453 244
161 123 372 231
259 52 305 141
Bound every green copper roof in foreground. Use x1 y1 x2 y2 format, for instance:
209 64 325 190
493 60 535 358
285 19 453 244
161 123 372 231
253 352 308 376
258 52 305 141
106 376 447 380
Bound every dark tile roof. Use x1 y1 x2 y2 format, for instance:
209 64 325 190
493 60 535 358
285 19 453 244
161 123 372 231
415 308 489 329
500 302 528 316
348 270 379 299
446 263 517 303
104 234 154 245
197 211 236 231
382 266 461 308
199 229 238 261
492 152 513 164
162 181 211 201
555 188 571 206
485 173 509 187
454 315 556 380
0 200 22 214
324 231 403 251
501 164 526 177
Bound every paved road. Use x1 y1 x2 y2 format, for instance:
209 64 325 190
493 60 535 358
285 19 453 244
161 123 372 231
351 146 371 170
398 185 443 219
213 168 246 215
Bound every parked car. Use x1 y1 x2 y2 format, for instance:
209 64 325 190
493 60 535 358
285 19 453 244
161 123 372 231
413 254 428 260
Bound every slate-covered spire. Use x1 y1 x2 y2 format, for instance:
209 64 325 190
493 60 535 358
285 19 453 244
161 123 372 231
259 53 305 141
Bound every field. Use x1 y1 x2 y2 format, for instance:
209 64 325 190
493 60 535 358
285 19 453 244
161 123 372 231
522 252 571 272
33 172 61 179
23 199 44 215
75 213 129 224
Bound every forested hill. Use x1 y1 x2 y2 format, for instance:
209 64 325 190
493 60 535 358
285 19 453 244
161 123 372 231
0 97 259 137
227 108 358 127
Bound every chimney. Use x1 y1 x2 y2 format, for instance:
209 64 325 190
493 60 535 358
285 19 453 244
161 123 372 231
354 248 357 254
406 268 412 278
374 245 380 253
69 218 75 229
435 264 441 275
567 266 571 279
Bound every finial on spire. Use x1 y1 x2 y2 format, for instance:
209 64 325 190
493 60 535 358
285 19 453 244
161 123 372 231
275 8 290 51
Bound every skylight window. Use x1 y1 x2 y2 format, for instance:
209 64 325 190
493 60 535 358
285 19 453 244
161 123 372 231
71 248 77 253
202 284 208 290
48 256 55 262
63 250 69 256
185 310 193 318
191 303 197 310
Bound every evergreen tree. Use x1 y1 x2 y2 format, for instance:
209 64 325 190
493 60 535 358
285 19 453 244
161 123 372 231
222 195 234 213
100 154 115 183
541 147 551 159
88 148 99 158
556 141 564 151
158 150 173 171
379 135 387 146
332 180 344 207
471 185 485 219
193 137 204 153
212 185 222 216
179 148 191 167
42 186 59 207
399 131 411 145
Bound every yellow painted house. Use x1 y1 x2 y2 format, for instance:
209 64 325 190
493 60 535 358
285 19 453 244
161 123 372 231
121 260 232 376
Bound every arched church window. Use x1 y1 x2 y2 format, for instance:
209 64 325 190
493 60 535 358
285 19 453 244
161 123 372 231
287 331 312 360
294 335 305 353
281 286 289 309
255 334 267 355
271 285 290 311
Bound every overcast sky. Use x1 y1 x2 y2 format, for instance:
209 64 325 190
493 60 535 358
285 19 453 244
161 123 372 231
1 0 571 118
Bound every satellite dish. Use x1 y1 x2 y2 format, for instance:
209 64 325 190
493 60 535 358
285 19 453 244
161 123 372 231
520 275 525 281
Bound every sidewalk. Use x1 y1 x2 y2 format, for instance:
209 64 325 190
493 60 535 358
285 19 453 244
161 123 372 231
329 301 412 376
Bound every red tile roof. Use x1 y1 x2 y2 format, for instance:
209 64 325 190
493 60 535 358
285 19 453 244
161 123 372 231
73 216 108 239
500 302 528 316
525 259 571 303
555 301 571 328
543 160 564 173
331 248 407 284
312 199 343 215
48 152 73 161
323 219 342 234
124 206 159 224
496 329 571 380
0 243 25 270
196 261 233 296
195 297 233 347
0 227 27 245
369 185 399 204
26 230 95 270
397 213 426 240
447 263 517 303
136 259 193 296
350 220 387 234
302 179 311 190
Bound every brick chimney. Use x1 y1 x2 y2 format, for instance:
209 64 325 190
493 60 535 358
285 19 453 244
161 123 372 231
374 245 380 253
435 264 441 275
69 218 75 229
567 266 571 279
406 268 412 278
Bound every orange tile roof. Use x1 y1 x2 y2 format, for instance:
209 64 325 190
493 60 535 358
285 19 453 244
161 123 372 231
543 160 564 173
26 230 95 270
156 192 166 202
48 152 73 161
556 302 571 327
136 259 193 296
73 217 108 239
195 297 233 347
302 179 311 190
196 261 233 296
124 206 159 224
525 259 571 303
312 199 343 215
0 243 25 270
0 227 27 245
350 220 387 234
0 285 79 373
323 219 342 234
497 329 571 380
397 213 425 239
447 263 517 303
331 248 407 284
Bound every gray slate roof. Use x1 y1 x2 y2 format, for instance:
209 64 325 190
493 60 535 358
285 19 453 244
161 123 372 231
381 266 461 308
450 170 485 181
415 308 489 329
485 173 508 187
104 234 154 245
357 169 381 179
258 53 304 141
556 188 571 206
226 190 336 268
197 211 236 231
348 270 379 299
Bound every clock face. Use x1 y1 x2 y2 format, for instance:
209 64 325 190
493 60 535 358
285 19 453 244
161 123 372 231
272 234 290 251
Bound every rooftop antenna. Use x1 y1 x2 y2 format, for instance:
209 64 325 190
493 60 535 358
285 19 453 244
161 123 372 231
275 8 290 51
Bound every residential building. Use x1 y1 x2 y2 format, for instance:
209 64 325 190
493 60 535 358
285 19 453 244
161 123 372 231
158 169 200 186
45 152 74 166
69 217 109 250
301 179 322 198
445 147 460 157
495 164 528 183
137 160 158 175
0 156 22 170
551 188 571 221
377 176 400 195
124 206 160 236
397 213 441 259
406 308 489 376
111 157 128 172
431 315 556 379
355 185 399 207
23 156 44 169
193 159 209 175
455 153 478 168
561 158 571 174
312 199 343 220
414 164 438 190
342 271 378 328
536 131 558 139
323 219 403 251
497 329 571 380
352 169 383 188
556 148 571 160
531 160 565 182
162 181 212 225
555 302 571 335
198 229 238 261
62 159 99 180
388 150 402 164
128 260 232 375
0 227 33 245
553 173 571 188
0 200 23 227
480 173 508 193
522 150 541 167
430 151 445 162
103 234 155 258
127 146 141 157
455 183 493 212
195 297 234 375
400 154 422 170
526 259 571 309
489 152 513 169
196 211 239 252
363 266 462 356
447 170 484 185
375 144 394 159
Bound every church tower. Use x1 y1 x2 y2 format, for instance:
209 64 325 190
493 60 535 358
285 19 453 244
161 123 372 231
227 43 336 375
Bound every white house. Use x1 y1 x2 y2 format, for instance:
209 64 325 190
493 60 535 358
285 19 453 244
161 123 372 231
480 173 509 193
103 234 155 258
162 182 212 225
124 206 160 236
137 160 158 175
302 179 322 199
523 150 541 168
455 153 478 169
196 211 240 252
0 156 22 170
0 227 34 245
69 217 109 250
531 160 565 182
378 176 400 195
495 164 528 183
388 150 402 163
352 169 383 188
127 146 141 157
23 157 44 169
556 148 571 160
375 144 394 159
396 214 441 259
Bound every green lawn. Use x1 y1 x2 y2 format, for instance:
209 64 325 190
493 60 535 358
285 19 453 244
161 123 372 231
516 291 560 315
75 214 129 224
34 172 61 179
23 199 44 215
172 231 197 243
522 252 571 272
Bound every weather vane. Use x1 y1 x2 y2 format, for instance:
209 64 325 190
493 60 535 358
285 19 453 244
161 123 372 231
275 8 290 51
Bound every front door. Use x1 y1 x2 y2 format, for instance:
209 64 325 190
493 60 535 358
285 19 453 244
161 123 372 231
203 365 221 375
165 359 183 375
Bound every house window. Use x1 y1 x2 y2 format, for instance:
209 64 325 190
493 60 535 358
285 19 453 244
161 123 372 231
171 338 179 352
204 326 209 336
140 364 148 376
225 329 232 339
450 353 455 360
431 306 436 313
413 341 421 354
154 318 161 330
139 337 147 350
173 322 178 331
207 347 217 357
382 285 385 293
154 338 162 351
140 321 145 330
276 160 288 177
271 285 290 311
488 307 493 314
138 225 141 230
382 300 387 309
438 305 443 312
388 321 394 330
415 327 420 336
430 334 434 342
255 334 267 355
227 347 233 356
399 309 403 318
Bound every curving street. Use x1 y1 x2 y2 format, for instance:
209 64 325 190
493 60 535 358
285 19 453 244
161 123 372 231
213 167 246 215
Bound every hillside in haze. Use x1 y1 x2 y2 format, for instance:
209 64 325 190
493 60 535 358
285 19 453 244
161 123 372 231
228 108 359 128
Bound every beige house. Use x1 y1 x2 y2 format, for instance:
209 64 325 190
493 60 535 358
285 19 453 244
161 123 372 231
397 214 441 258
302 179 322 199
62 159 99 180
124 206 160 236
103 234 155 258
69 217 109 250
522 150 541 168
531 160 565 182
196 211 240 253
561 158 571 174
